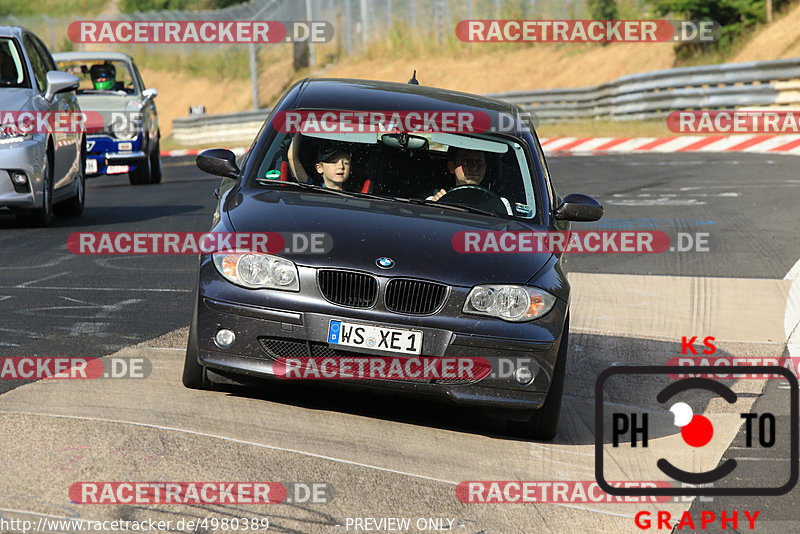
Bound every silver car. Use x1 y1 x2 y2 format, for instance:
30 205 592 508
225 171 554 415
54 51 161 186
0 26 85 226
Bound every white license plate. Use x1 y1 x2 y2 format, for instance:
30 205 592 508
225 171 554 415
328 320 422 355
86 159 97 174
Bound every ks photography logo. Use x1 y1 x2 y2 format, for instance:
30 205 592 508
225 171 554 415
595 366 798 497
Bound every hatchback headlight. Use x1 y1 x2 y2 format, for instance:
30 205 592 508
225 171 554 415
463 285 556 322
212 253 299 291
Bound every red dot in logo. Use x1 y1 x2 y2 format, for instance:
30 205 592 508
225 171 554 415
681 414 713 447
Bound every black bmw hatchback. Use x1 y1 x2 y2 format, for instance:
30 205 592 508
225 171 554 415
183 78 602 440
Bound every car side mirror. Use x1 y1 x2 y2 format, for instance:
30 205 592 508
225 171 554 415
142 88 158 99
197 148 240 179
44 71 79 101
554 194 604 222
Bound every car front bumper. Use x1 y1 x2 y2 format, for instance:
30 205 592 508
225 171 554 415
87 135 145 176
194 257 569 411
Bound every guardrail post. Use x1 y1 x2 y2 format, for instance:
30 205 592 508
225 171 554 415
249 43 258 110
306 0 315 67
345 0 352 55
360 0 369 49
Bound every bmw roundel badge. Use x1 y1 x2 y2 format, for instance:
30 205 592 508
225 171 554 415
376 257 394 269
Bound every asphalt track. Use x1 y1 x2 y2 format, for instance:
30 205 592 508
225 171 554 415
0 152 798 533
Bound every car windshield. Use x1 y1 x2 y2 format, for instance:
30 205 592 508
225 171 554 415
56 59 137 95
253 117 538 220
0 37 27 88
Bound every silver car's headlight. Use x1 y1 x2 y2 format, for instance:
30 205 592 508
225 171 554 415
463 285 556 322
212 253 299 291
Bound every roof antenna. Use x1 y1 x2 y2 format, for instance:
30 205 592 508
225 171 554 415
408 70 419 85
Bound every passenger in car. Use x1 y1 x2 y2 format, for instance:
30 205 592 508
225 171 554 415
314 145 352 190
287 134 351 190
0 48 16 82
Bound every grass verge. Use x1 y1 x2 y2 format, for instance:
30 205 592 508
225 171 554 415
536 119 675 139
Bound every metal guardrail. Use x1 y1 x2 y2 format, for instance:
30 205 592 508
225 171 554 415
172 109 272 145
489 57 800 121
171 57 800 142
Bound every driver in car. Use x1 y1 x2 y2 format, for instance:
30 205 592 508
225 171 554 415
90 63 116 90
431 147 513 215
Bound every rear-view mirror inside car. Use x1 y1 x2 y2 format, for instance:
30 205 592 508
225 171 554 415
380 133 429 151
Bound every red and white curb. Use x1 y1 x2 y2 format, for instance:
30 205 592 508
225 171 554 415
160 147 248 158
541 135 800 155
161 136 800 158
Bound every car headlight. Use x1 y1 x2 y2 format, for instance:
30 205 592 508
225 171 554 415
212 253 299 291
112 119 137 141
463 285 556 322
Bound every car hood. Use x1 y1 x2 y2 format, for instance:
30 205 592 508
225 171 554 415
76 93 139 112
76 93 140 129
225 190 552 286
0 88 36 112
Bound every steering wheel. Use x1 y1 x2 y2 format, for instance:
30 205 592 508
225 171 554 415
439 185 507 216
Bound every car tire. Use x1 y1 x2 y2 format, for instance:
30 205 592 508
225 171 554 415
129 143 152 185
183 298 212 389
149 136 162 184
507 315 569 441
20 150 54 227
54 138 86 217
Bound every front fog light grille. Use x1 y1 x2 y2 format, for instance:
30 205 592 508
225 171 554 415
10 171 29 193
